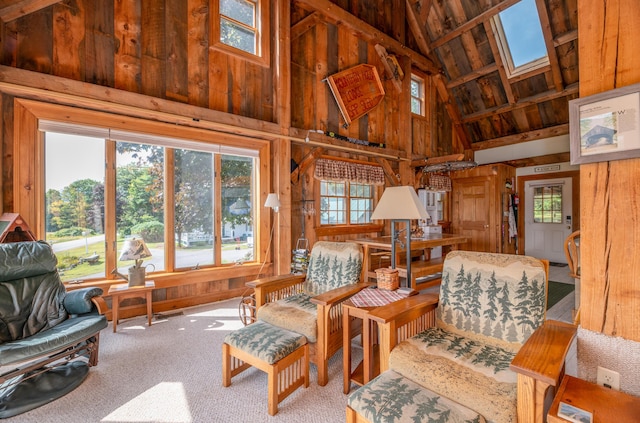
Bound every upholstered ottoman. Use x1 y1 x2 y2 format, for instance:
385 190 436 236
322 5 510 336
222 321 309 415
346 370 486 423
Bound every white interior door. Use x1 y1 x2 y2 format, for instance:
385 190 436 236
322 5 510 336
524 178 573 263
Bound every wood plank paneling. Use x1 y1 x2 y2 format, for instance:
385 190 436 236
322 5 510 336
578 0 640 341
114 0 141 92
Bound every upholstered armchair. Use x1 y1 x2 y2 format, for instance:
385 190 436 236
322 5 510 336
347 251 577 423
246 241 368 386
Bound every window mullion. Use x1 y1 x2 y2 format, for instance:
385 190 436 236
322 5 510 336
105 139 118 279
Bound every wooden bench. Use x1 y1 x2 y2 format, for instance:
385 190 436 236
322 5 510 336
396 257 444 290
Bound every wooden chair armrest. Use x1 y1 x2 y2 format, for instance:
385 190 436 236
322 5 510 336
310 283 372 307
368 293 439 324
367 293 439 372
245 274 306 290
510 320 578 386
91 296 109 315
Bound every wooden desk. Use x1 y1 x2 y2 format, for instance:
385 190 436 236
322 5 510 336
342 299 380 394
548 375 640 423
108 281 155 333
354 234 469 285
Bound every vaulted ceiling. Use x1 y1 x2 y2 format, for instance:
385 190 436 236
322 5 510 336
1 0 579 164
406 0 579 153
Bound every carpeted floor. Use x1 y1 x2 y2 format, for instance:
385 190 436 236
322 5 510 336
4 298 359 423
547 280 575 310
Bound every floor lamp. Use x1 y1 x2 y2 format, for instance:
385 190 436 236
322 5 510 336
370 186 430 288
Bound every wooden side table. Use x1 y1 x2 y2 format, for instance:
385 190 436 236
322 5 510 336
342 299 380 394
548 375 640 423
108 280 155 333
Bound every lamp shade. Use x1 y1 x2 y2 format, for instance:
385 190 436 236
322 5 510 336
118 237 152 261
264 193 280 211
370 186 430 220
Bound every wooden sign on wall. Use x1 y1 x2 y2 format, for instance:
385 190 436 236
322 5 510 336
326 64 385 126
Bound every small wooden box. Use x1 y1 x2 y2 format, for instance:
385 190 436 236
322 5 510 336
375 268 399 290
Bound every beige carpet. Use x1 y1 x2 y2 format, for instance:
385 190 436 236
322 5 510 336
5 298 359 423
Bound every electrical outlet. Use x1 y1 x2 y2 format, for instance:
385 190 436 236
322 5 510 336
597 366 620 390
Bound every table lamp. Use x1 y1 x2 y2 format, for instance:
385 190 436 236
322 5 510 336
370 186 430 288
117 237 152 287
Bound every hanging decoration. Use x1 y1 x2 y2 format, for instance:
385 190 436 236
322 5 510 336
326 64 385 127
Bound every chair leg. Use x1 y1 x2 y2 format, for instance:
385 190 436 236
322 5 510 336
222 343 231 387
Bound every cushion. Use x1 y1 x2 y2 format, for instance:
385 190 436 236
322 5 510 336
224 321 307 365
437 251 547 347
256 293 318 342
348 369 486 423
303 241 362 295
389 328 518 423
0 241 58 282
0 314 108 366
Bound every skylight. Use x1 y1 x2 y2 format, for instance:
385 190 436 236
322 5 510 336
494 0 549 77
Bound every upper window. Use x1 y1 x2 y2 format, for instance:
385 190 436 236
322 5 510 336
410 74 425 116
533 185 562 224
212 0 270 66
320 181 374 226
493 0 549 77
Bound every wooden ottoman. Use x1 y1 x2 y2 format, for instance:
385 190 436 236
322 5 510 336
222 321 309 416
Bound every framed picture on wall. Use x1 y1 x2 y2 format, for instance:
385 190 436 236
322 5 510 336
569 82 640 165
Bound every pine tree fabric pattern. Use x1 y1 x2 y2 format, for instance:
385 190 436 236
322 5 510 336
256 242 363 343
223 321 306 364
348 370 485 423
370 251 548 423
437 251 547 346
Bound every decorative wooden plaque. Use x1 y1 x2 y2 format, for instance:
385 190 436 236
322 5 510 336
326 64 385 125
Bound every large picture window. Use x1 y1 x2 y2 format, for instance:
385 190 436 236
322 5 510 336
40 118 260 283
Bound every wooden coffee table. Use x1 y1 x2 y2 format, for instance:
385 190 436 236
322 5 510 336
108 280 155 333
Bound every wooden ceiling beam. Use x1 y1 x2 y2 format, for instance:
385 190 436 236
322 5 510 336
483 20 516 104
535 0 565 92
429 0 521 50
471 123 569 150
461 82 579 123
554 29 578 47
291 147 325 184
0 0 58 22
294 0 440 75
503 152 571 168
446 63 498 89
290 11 321 40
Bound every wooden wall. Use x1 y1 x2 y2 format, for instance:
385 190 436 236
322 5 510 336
578 0 640 342
0 1 459 315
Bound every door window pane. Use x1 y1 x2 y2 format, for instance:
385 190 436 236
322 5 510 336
45 133 106 282
533 185 563 223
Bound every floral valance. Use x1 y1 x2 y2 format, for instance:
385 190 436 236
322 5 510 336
314 158 385 186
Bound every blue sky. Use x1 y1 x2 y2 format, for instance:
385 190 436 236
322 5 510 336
499 0 548 67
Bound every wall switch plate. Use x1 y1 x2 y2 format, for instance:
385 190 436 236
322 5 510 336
597 366 620 390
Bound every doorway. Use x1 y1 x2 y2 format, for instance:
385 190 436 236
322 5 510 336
524 178 573 263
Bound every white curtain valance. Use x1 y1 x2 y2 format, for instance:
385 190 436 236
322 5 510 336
314 158 385 186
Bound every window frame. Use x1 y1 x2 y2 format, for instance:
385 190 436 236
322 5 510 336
315 179 382 237
491 0 550 79
13 99 271 283
210 0 270 67
410 73 426 116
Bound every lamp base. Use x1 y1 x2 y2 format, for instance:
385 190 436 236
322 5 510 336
128 266 146 287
